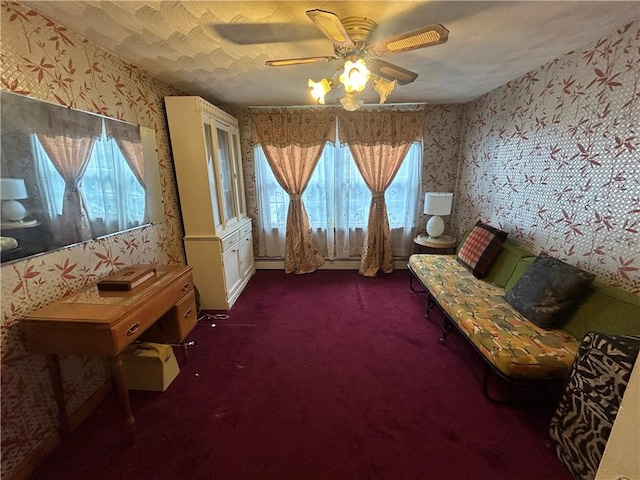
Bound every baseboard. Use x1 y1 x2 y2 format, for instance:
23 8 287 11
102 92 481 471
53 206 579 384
8 380 113 480
255 259 409 270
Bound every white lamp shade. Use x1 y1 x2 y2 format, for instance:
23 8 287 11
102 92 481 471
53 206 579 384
424 192 453 215
1 178 28 200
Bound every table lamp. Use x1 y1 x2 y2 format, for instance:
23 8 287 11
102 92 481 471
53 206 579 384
423 192 453 239
1 178 28 222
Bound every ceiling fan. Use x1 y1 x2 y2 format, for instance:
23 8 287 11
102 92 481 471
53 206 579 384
265 9 449 110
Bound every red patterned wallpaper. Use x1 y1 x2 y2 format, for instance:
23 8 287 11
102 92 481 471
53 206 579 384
1 2 638 478
1 3 185 477
454 22 640 293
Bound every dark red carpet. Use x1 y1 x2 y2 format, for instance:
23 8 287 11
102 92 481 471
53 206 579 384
30 269 572 480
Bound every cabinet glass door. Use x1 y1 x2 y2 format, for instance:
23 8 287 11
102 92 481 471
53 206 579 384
231 132 247 217
216 126 238 224
203 122 222 230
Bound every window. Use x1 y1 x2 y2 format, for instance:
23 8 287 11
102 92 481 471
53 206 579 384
255 141 421 259
33 120 145 242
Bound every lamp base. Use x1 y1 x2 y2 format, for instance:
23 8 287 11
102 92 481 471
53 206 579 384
426 215 445 238
2 199 27 222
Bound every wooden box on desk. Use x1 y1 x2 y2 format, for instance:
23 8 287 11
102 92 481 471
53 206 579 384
97 266 156 291
121 342 180 391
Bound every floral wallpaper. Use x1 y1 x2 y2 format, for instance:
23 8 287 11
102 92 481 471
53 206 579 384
454 21 640 294
1 2 185 478
1 2 638 479
420 105 465 234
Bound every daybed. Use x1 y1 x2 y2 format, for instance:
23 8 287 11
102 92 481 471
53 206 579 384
408 227 640 400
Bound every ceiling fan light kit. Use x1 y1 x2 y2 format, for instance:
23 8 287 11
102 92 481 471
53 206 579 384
267 9 449 111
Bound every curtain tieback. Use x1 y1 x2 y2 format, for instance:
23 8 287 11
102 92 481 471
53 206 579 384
290 194 301 200
372 193 385 199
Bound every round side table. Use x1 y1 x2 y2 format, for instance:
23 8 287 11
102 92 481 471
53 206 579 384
413 234 457 254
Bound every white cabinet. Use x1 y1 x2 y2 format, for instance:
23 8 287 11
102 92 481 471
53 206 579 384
165 96 255 310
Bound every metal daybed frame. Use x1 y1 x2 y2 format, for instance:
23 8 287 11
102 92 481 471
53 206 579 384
408 265 566 404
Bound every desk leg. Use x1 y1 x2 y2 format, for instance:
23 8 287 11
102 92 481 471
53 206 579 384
112 354 136 441
46 354 70 436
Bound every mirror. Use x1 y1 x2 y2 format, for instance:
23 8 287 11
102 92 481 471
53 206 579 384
0 90 164 263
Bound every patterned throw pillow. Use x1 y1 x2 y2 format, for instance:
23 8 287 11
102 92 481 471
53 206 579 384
504 253 596 329
456 221 508 278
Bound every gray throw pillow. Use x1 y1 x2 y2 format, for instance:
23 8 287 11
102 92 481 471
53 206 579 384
504 253 596 329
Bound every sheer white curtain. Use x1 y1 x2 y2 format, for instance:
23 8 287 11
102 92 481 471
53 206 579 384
255 140 421 259
33 136 65 243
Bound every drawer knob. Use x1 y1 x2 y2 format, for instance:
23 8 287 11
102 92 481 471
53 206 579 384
184 309 194 318
126 322 141 336
181 283 191 292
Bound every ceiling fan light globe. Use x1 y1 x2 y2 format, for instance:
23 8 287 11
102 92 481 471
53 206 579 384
308 78 332 104
340 59 370 93
373 76 396 104
340 92 364 111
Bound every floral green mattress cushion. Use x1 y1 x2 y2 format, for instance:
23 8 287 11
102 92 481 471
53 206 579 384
409 254 580 379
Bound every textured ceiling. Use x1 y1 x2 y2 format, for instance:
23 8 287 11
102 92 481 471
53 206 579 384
21 1 638 108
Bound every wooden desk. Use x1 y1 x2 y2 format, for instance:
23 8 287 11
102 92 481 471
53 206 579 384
22 264 197 439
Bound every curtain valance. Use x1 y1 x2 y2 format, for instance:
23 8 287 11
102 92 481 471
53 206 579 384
33 102 103 139
337 110 423 146
104 118 142 143
250 109 336 148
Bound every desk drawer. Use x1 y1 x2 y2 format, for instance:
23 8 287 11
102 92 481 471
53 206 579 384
113 314 157 353
113 271 195 353
141 290 197 344
165 271 195 300
175 291 197 339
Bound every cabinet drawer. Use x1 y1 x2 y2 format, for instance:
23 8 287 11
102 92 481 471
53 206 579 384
239 222 252 238
221 231 240 251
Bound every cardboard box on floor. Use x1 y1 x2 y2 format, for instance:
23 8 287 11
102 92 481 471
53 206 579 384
121 342 179 391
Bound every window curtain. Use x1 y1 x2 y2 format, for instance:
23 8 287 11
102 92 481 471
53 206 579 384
32 129 147 243
250 110 336 273
104 119 147 222
254 140 421 260
35 107 102 244
104 119 145 187
338 110 423 276
32 136 65 245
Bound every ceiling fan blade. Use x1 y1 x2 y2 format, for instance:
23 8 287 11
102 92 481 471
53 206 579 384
368 59 419 86
265 56 339 67
369 24 449 57
210 24 322 45
306 9 355 49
